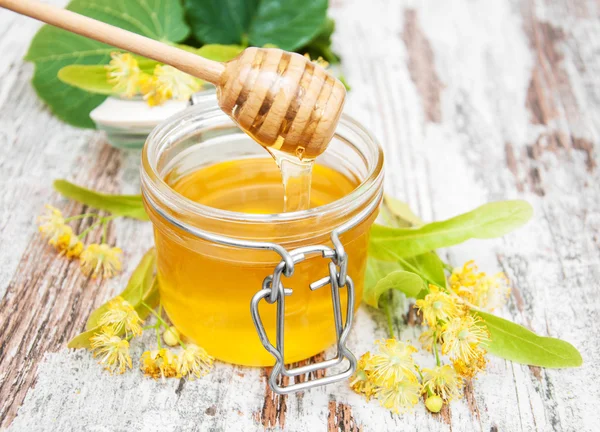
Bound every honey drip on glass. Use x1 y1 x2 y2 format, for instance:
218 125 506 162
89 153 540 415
225 52 338 213
268 147 313 212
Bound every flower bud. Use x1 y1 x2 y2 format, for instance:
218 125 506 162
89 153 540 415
163 326 180 347
425 395 444 413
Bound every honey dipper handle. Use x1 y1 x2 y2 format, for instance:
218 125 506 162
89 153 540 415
0 0 226 84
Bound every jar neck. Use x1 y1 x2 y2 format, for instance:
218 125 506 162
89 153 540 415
141 103 384 244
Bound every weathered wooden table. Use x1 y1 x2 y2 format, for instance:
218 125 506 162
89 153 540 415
1 0 599 430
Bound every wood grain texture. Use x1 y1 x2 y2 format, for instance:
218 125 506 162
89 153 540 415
1 0 599 431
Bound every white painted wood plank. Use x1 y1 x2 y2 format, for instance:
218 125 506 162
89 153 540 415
1 0 599 431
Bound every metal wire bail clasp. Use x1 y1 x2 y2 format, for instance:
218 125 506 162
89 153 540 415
250 241 357 395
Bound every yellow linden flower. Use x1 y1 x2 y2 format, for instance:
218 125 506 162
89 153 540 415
177 344 214 379
452 349 488 378
449 260 482 291
38 205 68 245
138 73 171 107
106 52 141 97
418 328 443 352
415 285 463 328
349 352 376 400
155 65 201 100
140 349 179 380
303 53 329 69
367 339 417 386
482 273 511 311
375 375 422 414
98 296 142 337
441 315 490 363
450 261 511 311
90 326 132 374
422 365 463 401
80 243 122 279
55 228 84 259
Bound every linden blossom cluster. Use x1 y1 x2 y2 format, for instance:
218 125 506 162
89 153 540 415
350 262 511 414
37 204 122 278
105 52 330 108
88 296 214 379
106 52 202 107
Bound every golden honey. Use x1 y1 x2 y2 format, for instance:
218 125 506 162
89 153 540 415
141 100 383 367
150 158 374 366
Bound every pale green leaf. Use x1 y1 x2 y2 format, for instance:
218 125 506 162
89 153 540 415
68 252 159 349
476 311 583 368
381 195 423 227
397 252 446 291
365 258 402 292
57 56 159 95
58 65 115 95
363 270 425 308
85 249 156 330
197 44 245 62
25 0 190 128
369 200 533 260
67 328 99 349
68 278 159 349
53 180 148 221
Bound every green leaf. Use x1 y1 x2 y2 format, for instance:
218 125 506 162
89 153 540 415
177 44 245 63
58 65 115 95
299 17 339 63
85 249 156 330
138 278 161 318
53 180 148 221
197 44 245 62
184 0 258 45
57 55 159 95
68 279 159 349
68 251 159 349
25 0 190 128
397 252 446 290
337 74 351 91
369 200 533 260
363 269 425 308
381 195 423 227
67 327 100 349
365 258 402 292
184 0 327 51
249 0 327 50
476 311 583 368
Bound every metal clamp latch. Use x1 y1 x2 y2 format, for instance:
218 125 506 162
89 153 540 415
250 244 357 394
144 181 382 395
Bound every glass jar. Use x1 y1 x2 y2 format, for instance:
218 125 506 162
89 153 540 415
140 98 384 369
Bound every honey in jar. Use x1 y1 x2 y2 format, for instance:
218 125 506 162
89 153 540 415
141 96 383 366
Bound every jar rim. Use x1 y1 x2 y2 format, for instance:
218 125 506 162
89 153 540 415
141 99 384 229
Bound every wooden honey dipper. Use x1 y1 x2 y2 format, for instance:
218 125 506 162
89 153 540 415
0 0 346 159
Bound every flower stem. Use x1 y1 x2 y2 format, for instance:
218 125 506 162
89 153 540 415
76 215 118 241
101 220 108 244
155 326 162 349
442 261 454 272
64 213 97 222
77 220 104 240
433 330 441 367
384 296 395 339
141 302 172 329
